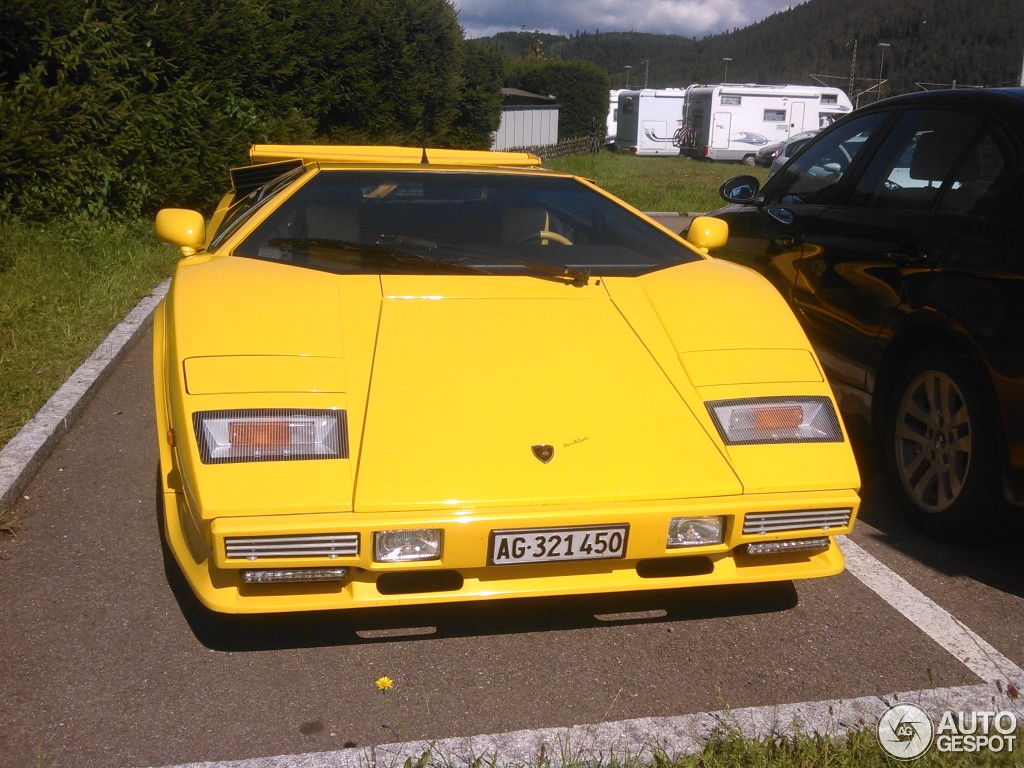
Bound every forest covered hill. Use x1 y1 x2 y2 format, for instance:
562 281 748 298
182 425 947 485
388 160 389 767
475 0 1023 102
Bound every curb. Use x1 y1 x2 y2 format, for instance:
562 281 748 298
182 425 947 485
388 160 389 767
0 279 170 513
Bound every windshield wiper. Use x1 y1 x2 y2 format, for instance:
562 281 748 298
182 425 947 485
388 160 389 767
375 234 591 287
267 237 488 275
269 235 592 287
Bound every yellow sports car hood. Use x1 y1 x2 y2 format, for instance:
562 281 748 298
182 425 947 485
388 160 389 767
170 255 843 514
356 273 742 512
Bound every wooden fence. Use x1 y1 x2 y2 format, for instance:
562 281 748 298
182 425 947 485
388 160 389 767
505 135 603 160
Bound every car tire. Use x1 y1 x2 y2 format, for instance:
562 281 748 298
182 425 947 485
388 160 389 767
883 348 998 541
742 154 756 166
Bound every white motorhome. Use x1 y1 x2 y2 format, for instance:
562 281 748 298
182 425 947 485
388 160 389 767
606 89 623 144
679 84 853 164
614 88 687 156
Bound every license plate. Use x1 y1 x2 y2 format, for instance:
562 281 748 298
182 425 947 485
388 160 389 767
489 524 629 565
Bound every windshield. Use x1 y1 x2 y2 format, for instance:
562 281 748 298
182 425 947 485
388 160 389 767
232 170 700 277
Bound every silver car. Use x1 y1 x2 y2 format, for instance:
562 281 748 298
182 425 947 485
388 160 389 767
768 130 818 176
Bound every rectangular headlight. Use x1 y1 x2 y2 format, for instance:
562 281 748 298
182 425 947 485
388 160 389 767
706 396 842 445
667 516 725 548
374 529 443 563
193 408 347 463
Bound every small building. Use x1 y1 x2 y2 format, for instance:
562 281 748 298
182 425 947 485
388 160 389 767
492 88 559 150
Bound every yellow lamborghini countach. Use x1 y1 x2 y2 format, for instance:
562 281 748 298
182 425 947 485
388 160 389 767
153 144 860 614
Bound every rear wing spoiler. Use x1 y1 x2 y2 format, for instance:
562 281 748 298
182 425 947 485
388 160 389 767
248 144 543 168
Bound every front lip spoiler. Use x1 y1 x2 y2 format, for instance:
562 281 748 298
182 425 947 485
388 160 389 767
161 488 858 614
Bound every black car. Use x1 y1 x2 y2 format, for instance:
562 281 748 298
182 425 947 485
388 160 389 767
702 88 1024 540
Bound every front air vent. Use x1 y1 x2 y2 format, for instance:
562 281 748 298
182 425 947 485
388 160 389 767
226 533 359 560
229 159 304 195
743 509 851 536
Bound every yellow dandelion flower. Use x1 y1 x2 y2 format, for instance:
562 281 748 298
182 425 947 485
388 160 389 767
375 675 394 691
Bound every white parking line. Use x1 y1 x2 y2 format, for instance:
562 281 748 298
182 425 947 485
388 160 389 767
838 536 1024 684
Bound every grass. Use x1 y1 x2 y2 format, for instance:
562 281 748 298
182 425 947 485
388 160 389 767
358 726 1024 768
678 726 1024 767
547 152 766 215
0 217 176 449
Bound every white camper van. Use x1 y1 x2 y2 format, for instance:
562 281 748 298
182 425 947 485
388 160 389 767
678 84 853 164
606 89 623 145
614 88 687 156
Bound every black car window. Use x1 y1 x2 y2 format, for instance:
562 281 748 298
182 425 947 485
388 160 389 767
849 109 986 212
936 130 1009 215
769 111 887 205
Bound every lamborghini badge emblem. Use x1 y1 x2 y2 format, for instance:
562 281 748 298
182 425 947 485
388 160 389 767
532 444 554 463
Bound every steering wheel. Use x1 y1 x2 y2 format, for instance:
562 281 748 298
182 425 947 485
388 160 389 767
515 230 573 246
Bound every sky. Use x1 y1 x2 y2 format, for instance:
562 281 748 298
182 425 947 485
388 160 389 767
450 0 798 40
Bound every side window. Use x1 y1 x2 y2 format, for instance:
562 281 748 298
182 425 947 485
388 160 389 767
937 130 1008 215
769 112 887 205
850 109 985 212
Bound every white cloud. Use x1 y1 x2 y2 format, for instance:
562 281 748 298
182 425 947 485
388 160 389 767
450 0 795 40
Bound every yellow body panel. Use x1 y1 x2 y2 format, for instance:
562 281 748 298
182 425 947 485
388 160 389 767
679 348 821 387
249 144 542 167
357 277 741 511
153 149 860 614
184 355 346 395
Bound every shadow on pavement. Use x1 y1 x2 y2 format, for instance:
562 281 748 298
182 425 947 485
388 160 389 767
159 529 798 652
847 426 1024 600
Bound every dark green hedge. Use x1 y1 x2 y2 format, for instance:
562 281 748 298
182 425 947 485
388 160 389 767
0 0 505 219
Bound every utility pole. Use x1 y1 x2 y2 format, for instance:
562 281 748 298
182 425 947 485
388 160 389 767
848 39 858 104
876 42 890 102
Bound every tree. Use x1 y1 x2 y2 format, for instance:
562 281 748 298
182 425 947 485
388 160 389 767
505 59 610 139
0 0 505 219
448 42 505 149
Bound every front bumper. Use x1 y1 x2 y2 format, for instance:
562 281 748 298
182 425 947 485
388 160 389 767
162 489 859 614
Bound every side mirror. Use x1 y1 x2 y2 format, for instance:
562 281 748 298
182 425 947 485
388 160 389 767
718 175 761 203
155 208 206 256
685 216 728 253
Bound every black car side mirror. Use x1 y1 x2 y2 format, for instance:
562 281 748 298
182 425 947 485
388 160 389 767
719 175 761 203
